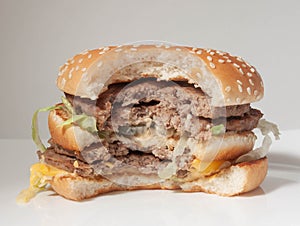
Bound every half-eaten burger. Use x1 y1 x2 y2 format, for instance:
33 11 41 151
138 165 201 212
18 43 279 202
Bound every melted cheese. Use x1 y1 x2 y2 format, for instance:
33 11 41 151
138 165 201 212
179 159 230 182
17 163 66 203
191 159 226 175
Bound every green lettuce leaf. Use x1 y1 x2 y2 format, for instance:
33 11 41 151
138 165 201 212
32 97 105 152
32 105 62 152
59 114 98 134
211 124 225 136
61 96 74 115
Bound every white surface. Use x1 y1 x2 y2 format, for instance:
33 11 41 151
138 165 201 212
1 0 300 139
1 130 300 226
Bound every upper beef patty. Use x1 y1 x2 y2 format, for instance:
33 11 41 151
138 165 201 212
66 79 259 137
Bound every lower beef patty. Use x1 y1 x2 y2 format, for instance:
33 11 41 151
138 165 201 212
39 141 170 178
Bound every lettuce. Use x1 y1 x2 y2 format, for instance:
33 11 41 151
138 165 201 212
32 97 104 152
61 96 74 115
59 114 98 134
257 119 280 140
211 124 225 136
235 119 280 163
32 105 62 152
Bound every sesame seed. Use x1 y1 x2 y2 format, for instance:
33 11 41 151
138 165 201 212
245 62 251 67
207 56 213 61
242 64 246 68
226 98 231 103
247 72 252 77
155 44 163 48
196 50 202 54
237 79 242 85
98 47 103 50
254 90 258 96
238 68 244 74
238 84 243 92
236 57 243 62
99 51 105 55
250 68 255 73
61 78 66 87
114 48 122 52
226 59 232 63
192 47 197 51
78 58 83 63
260 81 264 87
223 56 229 59
61 66 67 74
218 59 225 63
65 62 69 66
97 61 103 68
70 59 75 64
189 50 195 54
103 47 110 51
164 45 170 48
176 48 182 51
247 87 251 95
256 95 261 100
68 72 72 79
130 48 137 51
88 54 92 59
236 97 241 103
209 62 216 69
225 86 231 92
80 49 89 55
233 63 240 68
249 79 254 86
206 49 211 53
210 51 215 55
81 67 87 72
75 65 79 71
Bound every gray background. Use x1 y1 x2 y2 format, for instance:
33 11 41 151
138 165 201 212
0 0 299 139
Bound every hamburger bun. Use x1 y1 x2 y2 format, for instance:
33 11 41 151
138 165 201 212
57 45 263 106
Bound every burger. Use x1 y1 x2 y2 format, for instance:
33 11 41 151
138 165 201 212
18 43 279 202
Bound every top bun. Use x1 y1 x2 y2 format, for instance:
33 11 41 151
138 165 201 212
57 44 263 106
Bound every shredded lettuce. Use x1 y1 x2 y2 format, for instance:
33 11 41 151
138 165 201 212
61 96 74 115
59 114 98 134
211 124 225 136
158 135 188 179
257 119 280 140
32 105 62 152
32 96 101 152
236 119 280 163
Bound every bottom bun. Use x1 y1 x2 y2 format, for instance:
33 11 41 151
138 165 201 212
50 157 267 200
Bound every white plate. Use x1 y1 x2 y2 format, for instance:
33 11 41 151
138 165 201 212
1 130 300 226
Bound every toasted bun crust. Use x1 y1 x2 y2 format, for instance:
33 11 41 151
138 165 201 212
50 157 267 200
56 44 263 106
48 108 256 161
